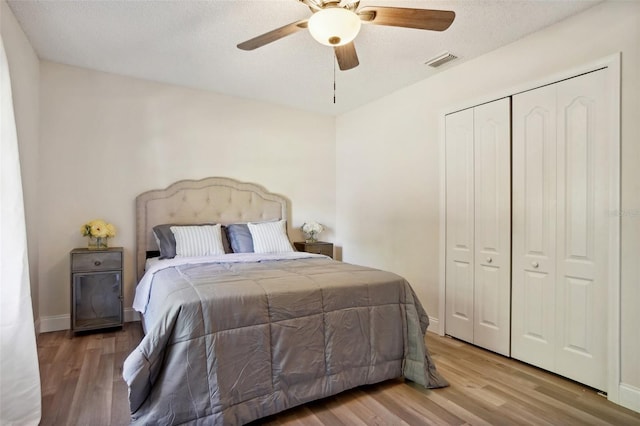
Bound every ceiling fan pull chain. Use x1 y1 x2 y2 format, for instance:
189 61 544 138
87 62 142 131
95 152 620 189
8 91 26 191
333 54 336 104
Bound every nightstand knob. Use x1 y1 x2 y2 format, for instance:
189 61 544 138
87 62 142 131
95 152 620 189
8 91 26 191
486 257 493 263
532 261 539 269
94 260 102 266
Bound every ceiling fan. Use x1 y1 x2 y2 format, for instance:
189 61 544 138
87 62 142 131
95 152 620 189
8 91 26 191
237 0 455 71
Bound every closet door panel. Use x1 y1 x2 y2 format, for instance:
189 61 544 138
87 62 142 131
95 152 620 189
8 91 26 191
445 108 474 343
512 85 557 369
555 70 608 391
473 98 511 356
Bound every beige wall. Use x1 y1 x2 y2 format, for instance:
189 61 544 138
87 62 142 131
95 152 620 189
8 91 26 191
38 62 336 326
1 0 40 320
336 0 639 394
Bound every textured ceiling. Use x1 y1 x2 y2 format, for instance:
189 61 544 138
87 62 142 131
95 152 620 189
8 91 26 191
7 0 601 115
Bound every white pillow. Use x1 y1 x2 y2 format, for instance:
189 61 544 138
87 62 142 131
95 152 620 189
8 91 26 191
247 220 293 254
170 224 225 257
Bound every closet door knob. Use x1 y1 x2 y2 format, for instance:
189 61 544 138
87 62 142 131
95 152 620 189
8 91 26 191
532 261 539 268
486 257 493 263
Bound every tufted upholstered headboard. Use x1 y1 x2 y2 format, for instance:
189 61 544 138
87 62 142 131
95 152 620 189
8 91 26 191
135 177 289 280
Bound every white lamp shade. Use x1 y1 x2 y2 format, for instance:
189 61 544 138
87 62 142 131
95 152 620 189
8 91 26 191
308 8 362 47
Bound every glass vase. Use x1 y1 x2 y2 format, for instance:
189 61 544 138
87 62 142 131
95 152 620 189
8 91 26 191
305 233 318 243
88 236 108 250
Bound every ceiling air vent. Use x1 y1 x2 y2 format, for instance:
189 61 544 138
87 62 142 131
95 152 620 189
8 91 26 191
425 52 457 68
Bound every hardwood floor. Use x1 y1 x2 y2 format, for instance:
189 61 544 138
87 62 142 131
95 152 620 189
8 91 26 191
37 322 640 425
37 323 142 426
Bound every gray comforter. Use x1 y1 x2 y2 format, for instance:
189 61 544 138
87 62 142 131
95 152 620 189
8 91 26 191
123 256 447 425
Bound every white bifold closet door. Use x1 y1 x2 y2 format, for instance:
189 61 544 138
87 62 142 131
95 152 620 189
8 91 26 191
512 69 610 391
445 97 511 356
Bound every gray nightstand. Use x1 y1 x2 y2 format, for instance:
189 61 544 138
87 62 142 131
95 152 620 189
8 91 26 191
293 241 333 259
70 247 123 334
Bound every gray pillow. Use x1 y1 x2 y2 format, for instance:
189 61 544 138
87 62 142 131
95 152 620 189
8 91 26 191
153 223 232 259
225 224 254 253
152 224 177 259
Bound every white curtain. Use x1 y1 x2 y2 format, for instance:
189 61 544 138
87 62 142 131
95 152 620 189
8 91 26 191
0 36 41 425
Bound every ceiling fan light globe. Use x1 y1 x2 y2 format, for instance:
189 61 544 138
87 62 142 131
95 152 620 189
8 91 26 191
308 8 361 47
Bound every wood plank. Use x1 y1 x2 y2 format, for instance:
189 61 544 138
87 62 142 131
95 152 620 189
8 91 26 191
392 382 466 425
68 347 102 424
337 387 411 425
309 401 363 425
40 332 88 425
418 387 494 426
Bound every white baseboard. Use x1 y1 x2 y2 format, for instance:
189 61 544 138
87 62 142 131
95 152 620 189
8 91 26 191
38 314 69 333
37 308 140 333
618 383 640 413
427 316 441 335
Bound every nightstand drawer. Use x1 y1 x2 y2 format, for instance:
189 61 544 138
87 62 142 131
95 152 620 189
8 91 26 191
71 250 122 272
294 241 333 259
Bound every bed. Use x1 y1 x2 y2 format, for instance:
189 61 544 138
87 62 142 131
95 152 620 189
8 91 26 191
123 177 448 425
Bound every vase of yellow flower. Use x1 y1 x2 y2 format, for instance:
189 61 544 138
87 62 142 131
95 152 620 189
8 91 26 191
88 236 108 250
81 219 116 250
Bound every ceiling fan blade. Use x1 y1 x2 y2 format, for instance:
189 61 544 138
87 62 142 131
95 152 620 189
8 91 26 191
358 7 455 31
298 0 322 12
237 20 309 51
334 42 359 71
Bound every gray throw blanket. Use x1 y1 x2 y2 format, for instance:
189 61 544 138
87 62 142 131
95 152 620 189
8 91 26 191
123 257 448 425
